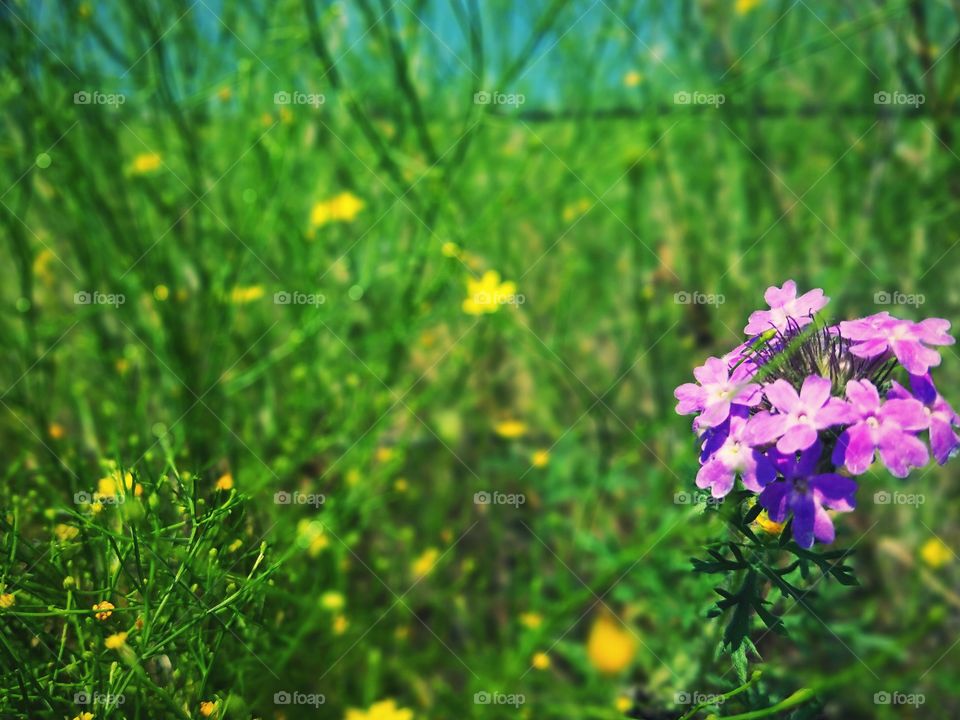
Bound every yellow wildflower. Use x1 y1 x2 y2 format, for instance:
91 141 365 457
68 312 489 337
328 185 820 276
33 248 56 285
229 285 265 304
320 591 345 611
49 422 66 439
215 473 234 491
153 284 169 301
200 700 218 717
921 538 953 569
462 270 518 315
132 153 162 174
333 614 349 635
411 547 440 578
104 631 127 649
345 699 413 720
0 593 15 609
310 192 365 227
72 713 94 720
375 447 394 463
93 600 114 621
394 478 409 493
752 509 784 536
562 198 592 222
55 523 79 542
531 449 550 468
735 0 761 14
615 695 632 713
441 241 461 258
519 612 543 629
586 611 637 675
623 70 643 87
297 520 329 557
532 652 550 670
494 420 527 439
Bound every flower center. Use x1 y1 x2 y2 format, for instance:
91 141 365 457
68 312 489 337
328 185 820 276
867 416 879 429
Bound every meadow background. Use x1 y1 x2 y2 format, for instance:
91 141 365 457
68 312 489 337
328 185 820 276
2 0 960 718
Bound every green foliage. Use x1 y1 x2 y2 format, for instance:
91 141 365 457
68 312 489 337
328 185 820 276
1 0 960 718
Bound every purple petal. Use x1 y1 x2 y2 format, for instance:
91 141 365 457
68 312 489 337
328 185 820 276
809 473 858 511
674 383 705 414
812 505 836 544
744 411 790 446
764 379 802 414
743 450 776 492
799 375 832 409
764 280 796 307
759 481 790 522
891 339 941 375
907 373 938 405
693 357 728 385
833 422 877 475
845 379 880 415
877 428 928 478
699 398 732 428
916 318 954 346
849 337 890 359
776 424 818 454
930 416 960 465
696 458 735 498
817 397 855 428
790 493 817 549
879 398 929 432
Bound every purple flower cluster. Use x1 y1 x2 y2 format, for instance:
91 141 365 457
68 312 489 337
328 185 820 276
675 280 959 548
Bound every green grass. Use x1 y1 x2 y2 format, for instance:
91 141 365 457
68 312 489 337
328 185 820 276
2 0 960 718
